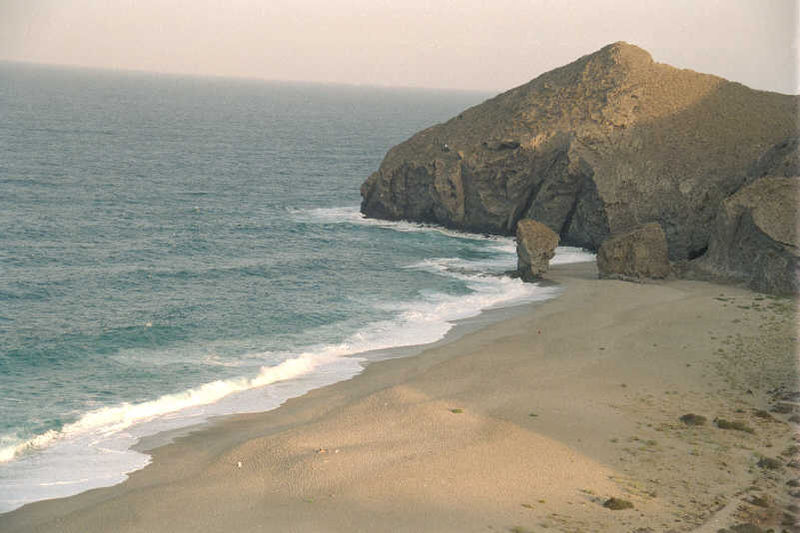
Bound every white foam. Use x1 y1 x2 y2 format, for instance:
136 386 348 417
288 205 505 242
551 245 596 265
0 352 344 465
0 352 365 512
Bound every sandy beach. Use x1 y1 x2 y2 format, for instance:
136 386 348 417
1 261 797 533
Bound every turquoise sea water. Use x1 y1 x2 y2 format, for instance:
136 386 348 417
0 62 592 512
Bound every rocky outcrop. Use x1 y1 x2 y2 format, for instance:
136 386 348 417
597 223 671 280
693 176 799 294
360 42 798 263
516 219 559 281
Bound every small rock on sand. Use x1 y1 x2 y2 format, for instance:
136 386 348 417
679 413 707 426
602 497 634 510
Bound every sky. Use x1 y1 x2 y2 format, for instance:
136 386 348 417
1 0 798 94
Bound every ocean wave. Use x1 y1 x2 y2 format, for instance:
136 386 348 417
0 351 346 465
289 206 597 263
409 246 594 276
0 350 367 512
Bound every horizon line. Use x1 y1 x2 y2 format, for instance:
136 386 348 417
0 57 501 95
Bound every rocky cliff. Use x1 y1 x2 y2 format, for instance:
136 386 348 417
690 137 799 294
694 176 798 294
360 42 798 263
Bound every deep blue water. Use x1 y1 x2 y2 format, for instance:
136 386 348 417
0 62 590 512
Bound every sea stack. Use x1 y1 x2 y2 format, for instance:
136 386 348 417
360 42 798 292
515 219 559 281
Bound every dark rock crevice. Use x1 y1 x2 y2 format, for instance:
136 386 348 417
562 174 609 250
687 245 708 261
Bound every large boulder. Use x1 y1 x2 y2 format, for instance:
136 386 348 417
597 223 671 280
516 219 559 281
694 176 799 294
360 42 797 262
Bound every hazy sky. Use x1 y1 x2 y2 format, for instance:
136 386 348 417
1 0 798 93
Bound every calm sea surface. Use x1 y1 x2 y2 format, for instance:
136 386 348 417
0 62 591 512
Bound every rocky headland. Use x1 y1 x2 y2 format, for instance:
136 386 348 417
360 42 799 293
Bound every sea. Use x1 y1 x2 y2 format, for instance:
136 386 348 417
0 62 594 513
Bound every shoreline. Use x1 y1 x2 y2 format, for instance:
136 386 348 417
129 286 561 456
0 238 570 514
0 269 564 514
2 262 798 532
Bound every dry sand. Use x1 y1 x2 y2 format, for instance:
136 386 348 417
1 262 798 533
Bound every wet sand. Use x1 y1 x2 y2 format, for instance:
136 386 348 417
2 262 798 532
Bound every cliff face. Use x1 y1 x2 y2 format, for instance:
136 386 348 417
360 42 798 261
